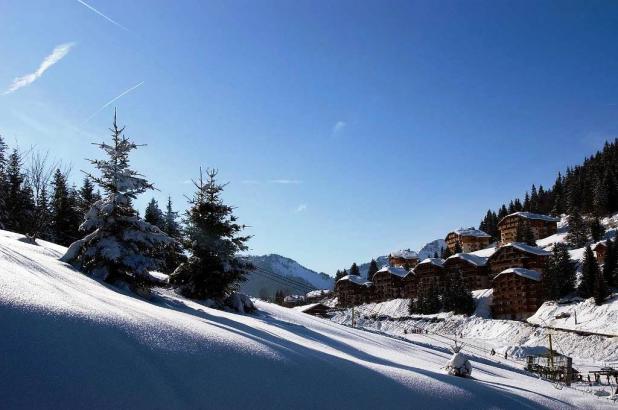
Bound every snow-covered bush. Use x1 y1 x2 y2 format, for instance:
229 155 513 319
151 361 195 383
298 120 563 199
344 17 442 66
445 342 472 377
61 112 172 287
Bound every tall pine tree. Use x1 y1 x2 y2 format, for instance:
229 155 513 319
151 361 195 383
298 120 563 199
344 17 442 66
170 168 252 299
367 259 379 280
61 112 171 287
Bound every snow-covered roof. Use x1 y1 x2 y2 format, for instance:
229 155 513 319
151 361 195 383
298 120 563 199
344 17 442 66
305 289 331 298
417 258 444 268
292 303 327 312
502 242 552 256
446 253 488 267
389 249 419 260
499 212 560 225
284 295 305 303
449 228 491 238
493 267 542 282
593 240 608 251
469 246 498 258
375 265 409 278
338 275 372 287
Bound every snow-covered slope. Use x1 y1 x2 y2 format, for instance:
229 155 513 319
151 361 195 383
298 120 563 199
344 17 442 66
418 238 447 259
0 229 610 409
241 254 333 298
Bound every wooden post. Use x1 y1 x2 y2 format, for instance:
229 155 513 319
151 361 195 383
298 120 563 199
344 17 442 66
548 334 554 370
565 357 572 387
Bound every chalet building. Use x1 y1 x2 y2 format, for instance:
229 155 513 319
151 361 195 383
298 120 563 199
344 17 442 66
412 258 445 295
445 228 492 253
305 289 331 303
497 212 559 244
491 268 543 320
336 275 372 307
593 241 608 265
402 272 418 299
389 249 419 268
293 303 331 318
283 295 306 307
444 253 490 291
372 265 408 301
488 242 551 277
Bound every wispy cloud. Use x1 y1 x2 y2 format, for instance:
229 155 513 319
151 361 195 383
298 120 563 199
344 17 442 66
270 179 302 184
332 120 346 136
294 204 307 213
77 0 129 31
4 42 75 95
84 81 144 123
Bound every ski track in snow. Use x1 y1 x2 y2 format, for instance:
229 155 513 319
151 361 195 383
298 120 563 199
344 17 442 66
0 230 612 409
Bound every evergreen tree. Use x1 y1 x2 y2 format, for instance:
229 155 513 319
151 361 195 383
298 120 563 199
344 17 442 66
170 168 252 299
553 243 577 297
0 135 8 228
530 185 539 212
367 259 379 280
4 148 31 233
441 246 453 259
593 269 609 306
578 245 600 299
50 169 80 246
565 208 589 249
160 196 186 274
33 185 51 240
144 198 165 230
275 289 285 305
516 222 536 246
350 262 360 276
334 269 344 281
588 217 605 242
603 239 617 287
77 177 100 217
61 113 172 287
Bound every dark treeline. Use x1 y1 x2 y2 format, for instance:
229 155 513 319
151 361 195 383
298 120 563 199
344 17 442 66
480 139 618 239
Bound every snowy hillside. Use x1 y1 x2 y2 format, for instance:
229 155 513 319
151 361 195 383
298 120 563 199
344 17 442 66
418 238 447 259
0 229 611 409
241 254 334 298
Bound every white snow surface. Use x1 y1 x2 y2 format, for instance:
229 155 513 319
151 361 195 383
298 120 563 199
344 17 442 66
494 267 542 282
0 229 613 409
451 228 492 238
500 212 561 224
376 265 409 278
447 252 489 267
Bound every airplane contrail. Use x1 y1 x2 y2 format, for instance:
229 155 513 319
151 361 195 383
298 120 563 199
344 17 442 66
77 0 129 31
84 81 144 123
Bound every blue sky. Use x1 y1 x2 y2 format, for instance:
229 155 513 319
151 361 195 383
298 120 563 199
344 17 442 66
1 0 617 274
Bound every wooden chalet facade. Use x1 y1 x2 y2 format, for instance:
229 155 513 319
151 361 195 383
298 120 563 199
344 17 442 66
372 265 408 302
497 212 559 245
488 242 551 277
445 228 492 253
402 272 418 299
491 268 543 320
412 258 445 295
444 253 490 291
389 249 420 268
335 275 372 307
593 241 608 265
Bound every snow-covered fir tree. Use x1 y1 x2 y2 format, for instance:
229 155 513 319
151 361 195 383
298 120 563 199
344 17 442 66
61 112 172 287
170 168 252 299
77 177 100 217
